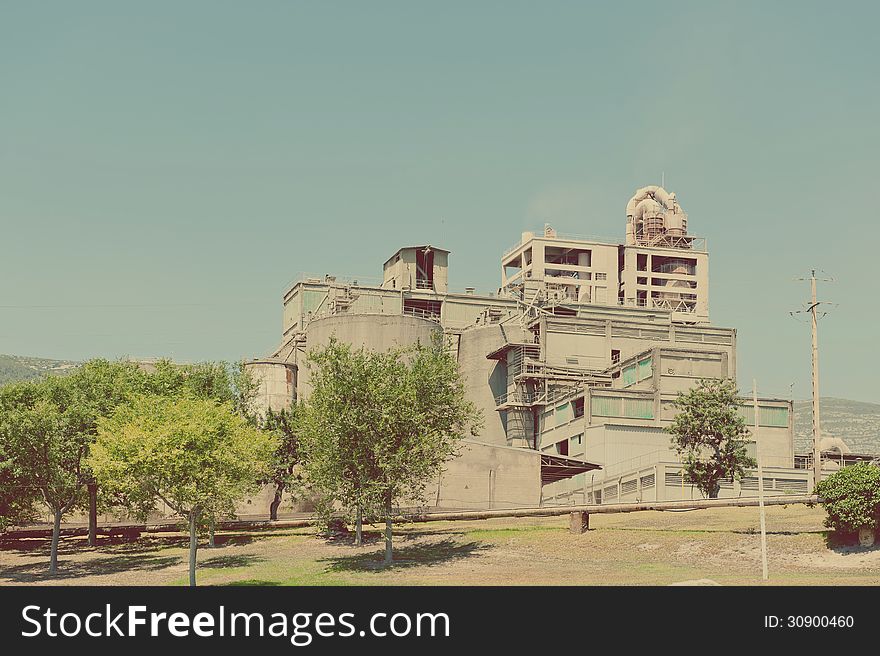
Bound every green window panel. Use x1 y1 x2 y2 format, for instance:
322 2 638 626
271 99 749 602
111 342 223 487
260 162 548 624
637 358 653 382
623 397 654 419
738 405 790 428
591 396 621 417
759 406 789 427
622 364 637 386
738 405 755 425
555 402 572 426
591 396 654 419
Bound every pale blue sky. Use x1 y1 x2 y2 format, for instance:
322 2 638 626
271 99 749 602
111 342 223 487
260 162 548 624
1 2 877 402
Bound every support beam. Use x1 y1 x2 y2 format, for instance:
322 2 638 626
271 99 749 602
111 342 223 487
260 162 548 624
2 495 820 541
570 511 590 534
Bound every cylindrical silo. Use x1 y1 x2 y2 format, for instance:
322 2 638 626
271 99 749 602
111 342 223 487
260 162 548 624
242 359 297 416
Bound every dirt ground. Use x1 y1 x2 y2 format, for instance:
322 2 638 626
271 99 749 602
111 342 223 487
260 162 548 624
2 505 880 586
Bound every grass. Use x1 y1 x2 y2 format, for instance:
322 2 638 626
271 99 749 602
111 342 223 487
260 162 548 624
4 505 880 586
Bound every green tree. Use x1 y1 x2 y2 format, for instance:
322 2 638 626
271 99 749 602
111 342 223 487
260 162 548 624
0 376 95 572
301 336 482 563
261 406 304 521
89 394 277 586
145 359 258 419
0 359 150 571
816 463 880 538
0 359 151 556
665 378 757 499
0 357 257 569
0 384 43 532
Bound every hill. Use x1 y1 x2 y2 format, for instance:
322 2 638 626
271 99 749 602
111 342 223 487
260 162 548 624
793 398 880 455
0 354 80 386
1 354 878 454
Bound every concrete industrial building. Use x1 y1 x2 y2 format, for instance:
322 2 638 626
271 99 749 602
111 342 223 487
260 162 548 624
246 185 809 511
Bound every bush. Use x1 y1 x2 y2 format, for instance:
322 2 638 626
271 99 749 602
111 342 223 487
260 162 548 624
816 463 880 536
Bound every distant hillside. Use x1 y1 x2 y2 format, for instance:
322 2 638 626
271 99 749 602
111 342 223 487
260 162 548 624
794 398 880 455
0 354 79 386
1 354 878 455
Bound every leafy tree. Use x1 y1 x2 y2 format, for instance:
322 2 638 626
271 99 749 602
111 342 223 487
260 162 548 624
89 394 277 586
261 406 304 521
300 339 385 546
816 462 880 537
0 359 152 552
0 449 39 532
0 357 258 569
665 378 757 499
145 360 258 420
301 335 482 563
0 384 43 532
0 376 94 572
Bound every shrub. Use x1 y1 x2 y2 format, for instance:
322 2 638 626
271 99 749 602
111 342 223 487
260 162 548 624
815 463 880 536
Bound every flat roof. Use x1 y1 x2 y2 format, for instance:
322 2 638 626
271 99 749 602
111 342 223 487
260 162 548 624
486 342 539 361
541 453 602 485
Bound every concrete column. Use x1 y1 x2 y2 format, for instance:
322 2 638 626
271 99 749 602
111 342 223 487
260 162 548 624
605 320 612 365
655 464 665 501
570 511 590 534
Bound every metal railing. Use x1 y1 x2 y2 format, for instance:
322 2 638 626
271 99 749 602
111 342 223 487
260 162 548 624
284 272 383 293
502 232 619 258
402 306 441 322
494 389 542 407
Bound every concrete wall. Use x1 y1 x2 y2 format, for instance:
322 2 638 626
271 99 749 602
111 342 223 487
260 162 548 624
658 350 729 393
429 440 542 510
457 324 513 446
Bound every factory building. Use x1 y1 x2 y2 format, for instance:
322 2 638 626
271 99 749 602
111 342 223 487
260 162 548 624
247 185 808 511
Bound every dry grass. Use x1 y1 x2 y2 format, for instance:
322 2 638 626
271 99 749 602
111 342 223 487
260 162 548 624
2 505 880 586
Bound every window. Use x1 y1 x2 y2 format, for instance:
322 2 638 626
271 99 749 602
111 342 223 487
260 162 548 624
637 357 652 381
555 402 572 426
595 272 607 281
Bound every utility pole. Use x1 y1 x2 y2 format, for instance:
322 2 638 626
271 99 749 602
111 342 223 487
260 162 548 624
809 270 821 490
753 379 768 581
792 270 831 491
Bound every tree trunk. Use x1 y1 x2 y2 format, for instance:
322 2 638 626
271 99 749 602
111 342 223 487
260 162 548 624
208 518 215 549
188 509 201 587
384 495 393 566
49 508 62 575
270 486 283 521
709 483 720 499
355 506 363 547
87 482 98 547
